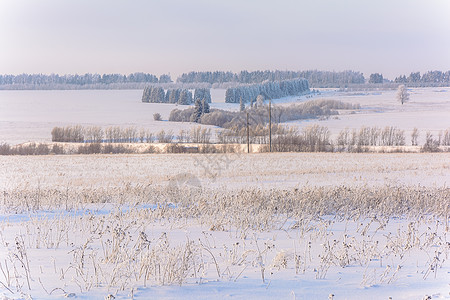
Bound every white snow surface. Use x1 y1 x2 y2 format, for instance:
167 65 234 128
1 87 449 145
1 87 450 299
0 90 221 145
1 152 449 191
0 203 448 300
284 88 450 145
1 153 449 300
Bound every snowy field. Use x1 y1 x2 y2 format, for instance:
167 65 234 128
1 87 449 299
0 90 224 145
1 153 449 299
284 88 450 145
1 153 449 191
1 87 449 145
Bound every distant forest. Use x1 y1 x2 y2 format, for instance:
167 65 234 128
177 70 365 87
1 70 449 90
0 73 172 90
178 70 450 87
393 71 450 86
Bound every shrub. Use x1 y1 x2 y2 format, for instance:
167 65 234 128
0 143 11 155
35 143 50 155
143 145 159 154
421 132 441 152
102 144 133 154
153 113 162 121
52 144 65 155
169 108 195 122
77 143 102 154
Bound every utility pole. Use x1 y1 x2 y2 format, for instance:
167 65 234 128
260 91 273 153
269 99 272 152
246 112 250 153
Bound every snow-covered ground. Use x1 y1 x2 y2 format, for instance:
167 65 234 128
1 153 449 191
1 87 449 299
1 87 449 145
0 210 448 300
0 90 222 145
285 88 450 145
0 153 449 299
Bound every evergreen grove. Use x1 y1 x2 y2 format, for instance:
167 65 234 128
224 78 309 103
142 87 211 105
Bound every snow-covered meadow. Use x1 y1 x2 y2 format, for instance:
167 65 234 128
1 87 449 299
0 90 222 145
284 88 450 145
1 87 449 146
0 153 449 299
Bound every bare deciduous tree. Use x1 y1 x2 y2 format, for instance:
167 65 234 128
411 128 419 146
443 129 450 146
397 85 409 105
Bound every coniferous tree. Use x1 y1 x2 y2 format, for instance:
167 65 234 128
168 89 179 103
141 86 151 102
407 72 421 83
202 99 210 114
191 98 203 122
194 89 202 102
152 87 165 102
165 89 171 103
194 88 212 103
194 89 203 102
204 89 212 103
158 74 172 83
369 73 383 84
149 87 156 103
186 89 194 105
178 89 193 105
148 87 156 102
394 75 407 83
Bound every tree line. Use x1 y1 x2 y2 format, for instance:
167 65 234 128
368 73 384 84
142 87 211 105
41 123 450 149
52 125 154 143
177 69 450 87
2 125 448 155
177 70 365 87
217 125 449 152
224 78 309 103
394 71 450 86
3 70 449 90
0 73 172 89
50 125 213 144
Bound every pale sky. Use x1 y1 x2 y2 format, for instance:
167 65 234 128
1 0 449 80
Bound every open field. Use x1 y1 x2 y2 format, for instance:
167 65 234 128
1 87 449 146
0 90 223 145
1 153 449 299
1 86 449 300
1 152 450 190
285 88 450 145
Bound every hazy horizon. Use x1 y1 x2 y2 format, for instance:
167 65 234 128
1 0 449 80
